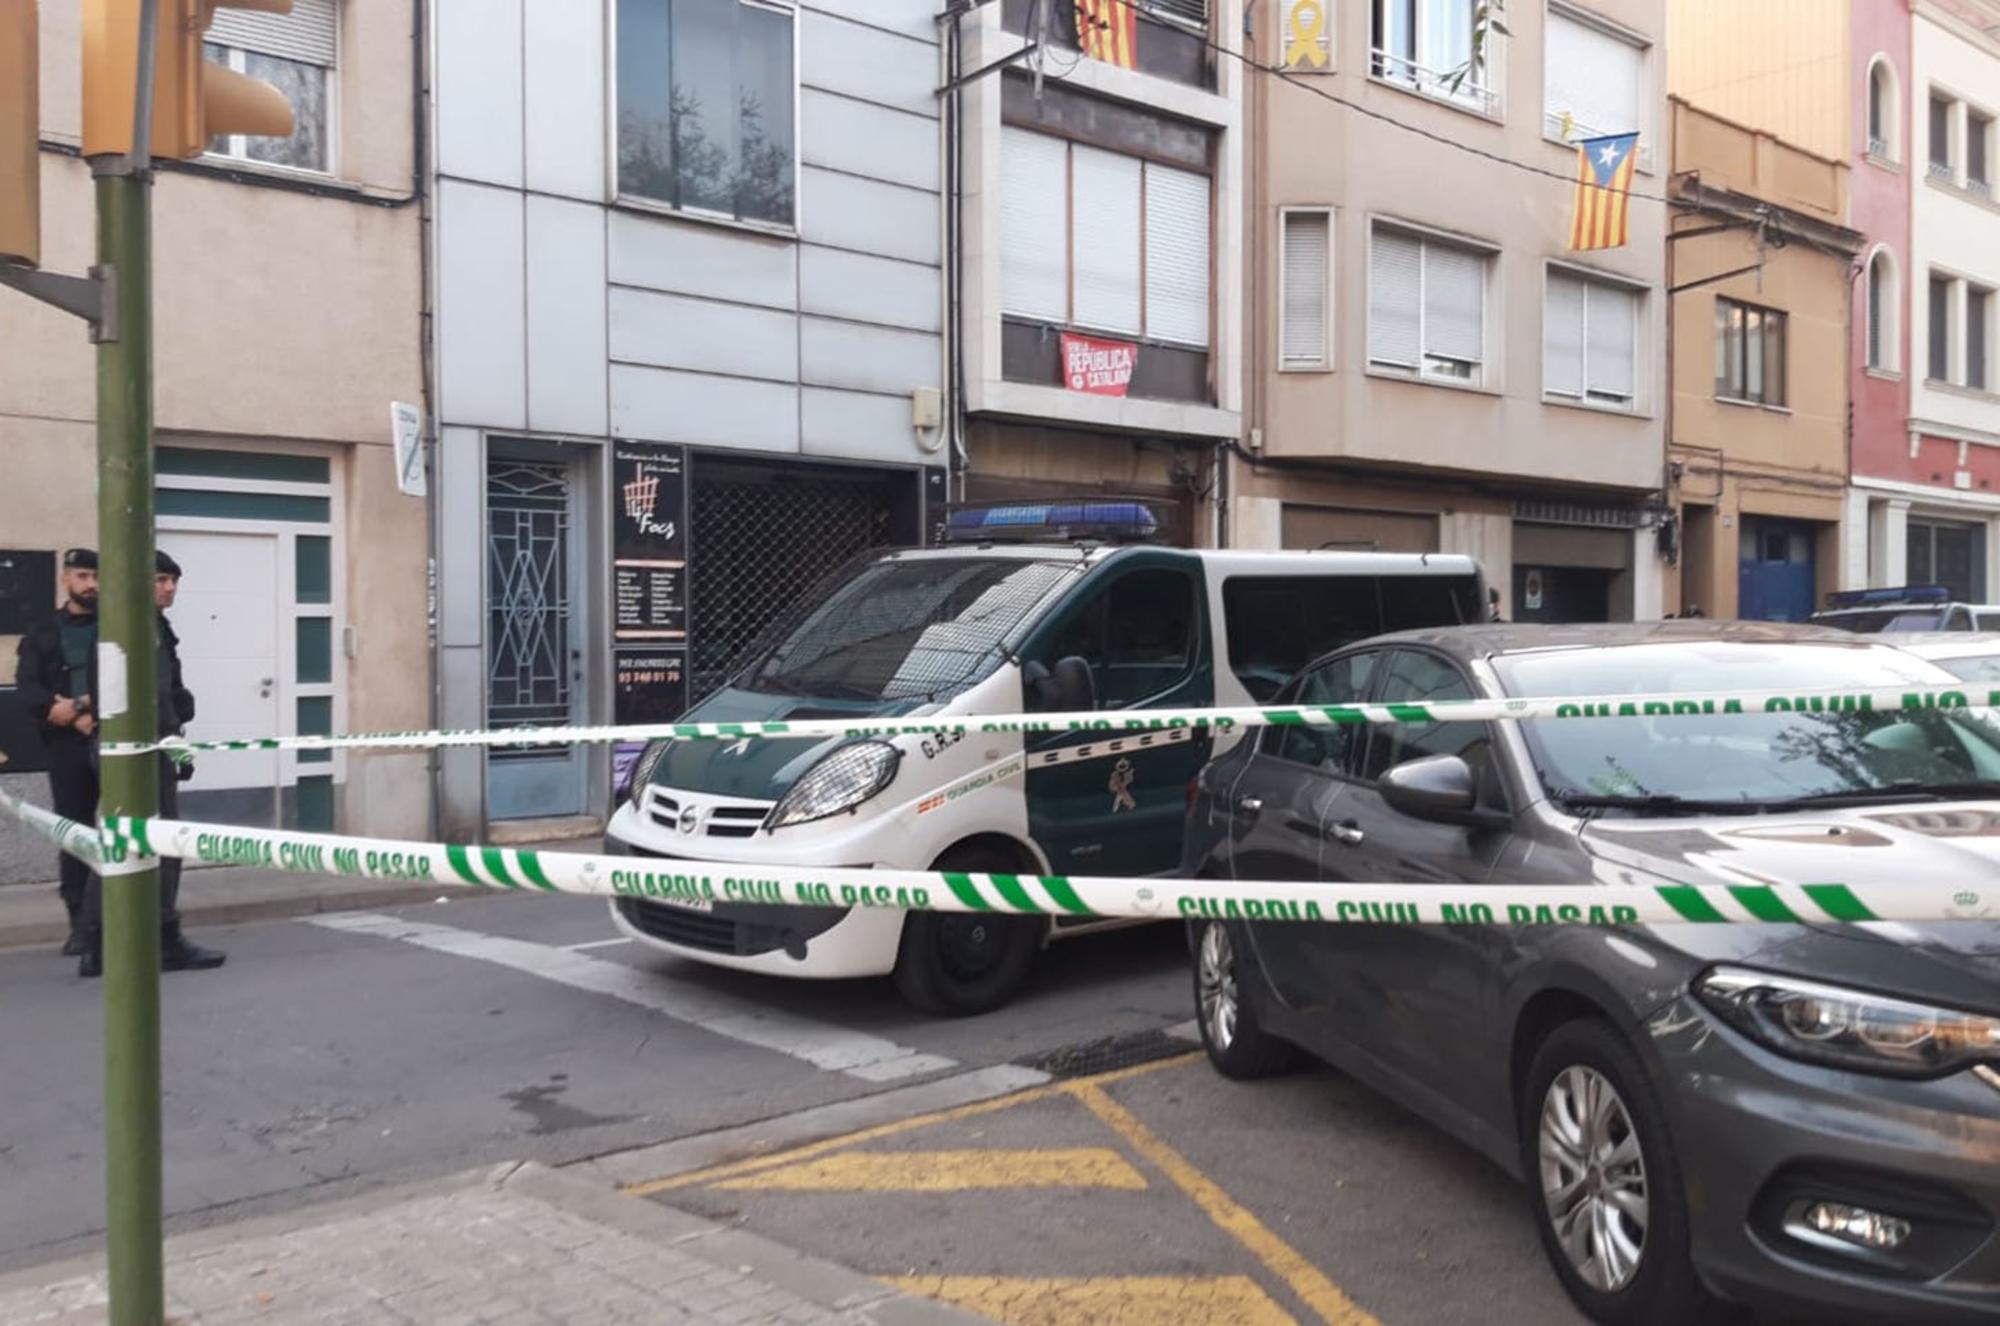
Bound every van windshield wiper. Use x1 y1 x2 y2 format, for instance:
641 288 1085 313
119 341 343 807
1764 779 2000 809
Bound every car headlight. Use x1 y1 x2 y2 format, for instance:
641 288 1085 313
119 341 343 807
626 739 674 811
1696 966 2000 1078
765 742 901 832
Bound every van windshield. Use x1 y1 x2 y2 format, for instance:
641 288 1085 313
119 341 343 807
737 556 1084 702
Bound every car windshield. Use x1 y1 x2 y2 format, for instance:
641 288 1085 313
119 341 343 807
1935 652 2000 684
738 556 1083 702
1493 642 2000 807
1814 608 1947 632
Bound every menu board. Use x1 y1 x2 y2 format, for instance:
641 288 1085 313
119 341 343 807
612 442 687 641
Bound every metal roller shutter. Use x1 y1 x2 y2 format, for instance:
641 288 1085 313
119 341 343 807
207 0 338 65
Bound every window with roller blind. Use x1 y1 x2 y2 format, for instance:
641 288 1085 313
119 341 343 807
998 126 1212 348
1367 223 1490 385
1543 8 1647 166
1279 209 1332 370
1543 268 1638 409
202 0 338 173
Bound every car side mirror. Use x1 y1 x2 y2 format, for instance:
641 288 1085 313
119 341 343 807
1380 754 1505 829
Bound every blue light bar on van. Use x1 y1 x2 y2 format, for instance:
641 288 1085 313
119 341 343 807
943 501 1161 544
1825 585 1952 609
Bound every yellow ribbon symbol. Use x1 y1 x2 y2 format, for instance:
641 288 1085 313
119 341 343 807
1285 0 1328 69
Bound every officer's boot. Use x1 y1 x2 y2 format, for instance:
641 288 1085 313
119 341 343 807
161 922 225 972
78 930 101 979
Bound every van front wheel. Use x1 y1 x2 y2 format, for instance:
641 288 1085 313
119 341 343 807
893 850 1042 1016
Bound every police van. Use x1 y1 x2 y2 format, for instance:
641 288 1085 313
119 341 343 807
606 501 1484 1013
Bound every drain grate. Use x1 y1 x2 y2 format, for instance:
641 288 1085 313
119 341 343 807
1013 1027 1193 1080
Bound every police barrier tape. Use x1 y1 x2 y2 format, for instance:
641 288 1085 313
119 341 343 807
10 808 1980 928
1 790 107 869
93 682 2000 760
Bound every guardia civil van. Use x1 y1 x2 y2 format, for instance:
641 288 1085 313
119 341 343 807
605 501 1484 1014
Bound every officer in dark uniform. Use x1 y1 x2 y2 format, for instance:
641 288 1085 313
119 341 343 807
14 548 101 955
12 547 224 976
152 551 222 974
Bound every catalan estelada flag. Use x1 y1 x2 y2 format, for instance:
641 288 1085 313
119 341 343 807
1075 0 1137 69
1569 132 1639 251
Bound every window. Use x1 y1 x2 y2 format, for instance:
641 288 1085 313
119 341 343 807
1867 58 1896 159
999 127 1212 347
1908 519 1984 602
1266 652 1378 771
1221 573 1482 700
1544 10 1643 149
1544 270 1638 408
1971 287 1992 391
615 0 797 228
1930 274 1953 381
201 0 336 172
1037 569 1196 708
1280 210 1331 369
1713 297 1786 406
1931 92 1955 180
1360 651 1500 809
1371 0 1491 112
1971 111 1993 197
1369 225 1489 384
1866 249 1898 371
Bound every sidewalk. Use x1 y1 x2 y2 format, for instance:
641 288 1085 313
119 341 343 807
0 838 602 952
0 1162 988 1326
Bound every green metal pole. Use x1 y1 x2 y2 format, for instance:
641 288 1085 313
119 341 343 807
93 160 163 1326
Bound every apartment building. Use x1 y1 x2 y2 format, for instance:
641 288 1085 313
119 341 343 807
0 0 426 881
427 0 951 836
951 0 1244 546
1664 101 1865 621
1236 0 1669 620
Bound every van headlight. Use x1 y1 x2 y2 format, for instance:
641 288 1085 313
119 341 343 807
627 740 674 811
1696 967 2000 1077
765 742 902 831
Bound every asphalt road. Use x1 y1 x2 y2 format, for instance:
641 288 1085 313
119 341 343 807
1 895 1799 1324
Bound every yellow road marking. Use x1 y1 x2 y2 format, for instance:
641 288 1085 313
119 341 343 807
623 1051 1200 1196
887 1275 1298 1325
714 1147 1149 1192
1068 1082 1379 1326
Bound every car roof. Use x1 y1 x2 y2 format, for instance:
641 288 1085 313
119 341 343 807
1349 618 1888 666
883 546 1482 576
1885 631 2000 659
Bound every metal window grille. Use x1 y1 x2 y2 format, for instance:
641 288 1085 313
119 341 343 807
687 459 915 703
1144 0 1210 30
1513 498 1643 530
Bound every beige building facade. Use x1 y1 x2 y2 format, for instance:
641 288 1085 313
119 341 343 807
1 0 426 877
1237 0 1669 620
1665 101 1864 621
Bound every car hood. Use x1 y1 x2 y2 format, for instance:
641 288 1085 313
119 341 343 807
647 686 932 802
1579 803 2000 1013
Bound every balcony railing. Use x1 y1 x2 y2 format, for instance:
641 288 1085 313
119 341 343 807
1370 48 1499 116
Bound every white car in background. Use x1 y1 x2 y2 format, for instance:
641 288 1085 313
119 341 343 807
1890 632 2000 684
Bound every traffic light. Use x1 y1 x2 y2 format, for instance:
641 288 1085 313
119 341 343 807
1 0 37 266
84 0 295 160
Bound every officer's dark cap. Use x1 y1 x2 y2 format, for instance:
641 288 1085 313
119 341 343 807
155 550 183 578
62 548 97 570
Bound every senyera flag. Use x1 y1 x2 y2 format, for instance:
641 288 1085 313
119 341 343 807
1569 132 1638 252
1075 0 1137 68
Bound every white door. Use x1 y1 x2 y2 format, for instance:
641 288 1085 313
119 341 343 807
158 531 281 819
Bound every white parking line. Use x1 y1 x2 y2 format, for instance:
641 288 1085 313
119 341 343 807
562 937 634 951
308 913 958 1083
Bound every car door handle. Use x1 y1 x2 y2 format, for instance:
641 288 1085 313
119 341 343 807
1330 820 1365 846
1235 796 1264 815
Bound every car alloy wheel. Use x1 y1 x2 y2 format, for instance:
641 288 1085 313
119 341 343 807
1539 1064 1649 1293
1197 920 1238 1053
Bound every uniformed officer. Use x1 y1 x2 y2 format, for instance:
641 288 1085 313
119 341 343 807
14 548 101 956
153 550 222 974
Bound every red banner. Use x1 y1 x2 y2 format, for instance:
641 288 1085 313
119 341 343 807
1061 332 1138 397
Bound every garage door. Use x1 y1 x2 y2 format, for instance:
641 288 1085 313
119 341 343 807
1281 505 1439 553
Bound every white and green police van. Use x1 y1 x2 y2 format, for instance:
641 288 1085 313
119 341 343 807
606 501 1484 1013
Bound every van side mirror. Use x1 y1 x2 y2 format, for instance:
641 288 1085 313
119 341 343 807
1024 655 1097 712
1379 755 1506 829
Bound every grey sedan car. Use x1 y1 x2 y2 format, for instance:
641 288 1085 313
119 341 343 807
1183 622 2000 1325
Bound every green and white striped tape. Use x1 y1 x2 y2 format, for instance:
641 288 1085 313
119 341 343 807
94 683 2000 760
54 809 2000 928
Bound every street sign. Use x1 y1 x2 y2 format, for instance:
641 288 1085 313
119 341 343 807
390 401 425 497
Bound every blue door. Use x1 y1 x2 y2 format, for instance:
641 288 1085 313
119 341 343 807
1739 519 1817 622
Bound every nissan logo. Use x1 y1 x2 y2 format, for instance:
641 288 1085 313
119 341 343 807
677 805 700 835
